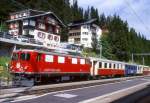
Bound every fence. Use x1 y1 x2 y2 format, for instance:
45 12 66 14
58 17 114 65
0 32 43 45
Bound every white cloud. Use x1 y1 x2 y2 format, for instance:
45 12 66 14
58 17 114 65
77 0 150 40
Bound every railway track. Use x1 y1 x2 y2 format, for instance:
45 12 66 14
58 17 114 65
1 76 149 99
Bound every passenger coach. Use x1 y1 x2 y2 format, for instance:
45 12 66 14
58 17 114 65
90 57 125 78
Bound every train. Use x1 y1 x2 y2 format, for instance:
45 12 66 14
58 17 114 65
9 49 150 85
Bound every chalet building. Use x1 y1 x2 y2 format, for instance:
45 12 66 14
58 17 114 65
68 19 102 48
6 9 65 49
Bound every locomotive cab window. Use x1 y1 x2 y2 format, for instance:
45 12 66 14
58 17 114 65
20 53 30 61
12 53 18 60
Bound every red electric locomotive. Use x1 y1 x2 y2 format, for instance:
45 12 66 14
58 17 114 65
10 49 91 85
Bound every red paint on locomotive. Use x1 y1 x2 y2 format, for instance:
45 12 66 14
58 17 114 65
10 50 91 76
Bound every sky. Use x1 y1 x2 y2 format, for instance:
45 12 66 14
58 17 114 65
71 0 150 40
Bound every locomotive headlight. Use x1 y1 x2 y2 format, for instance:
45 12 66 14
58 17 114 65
24 66 29 70
16 62 20 68
10 66 13 69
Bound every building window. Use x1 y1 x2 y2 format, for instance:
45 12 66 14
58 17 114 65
72 58 77 64
56 27 59 34
23 29 29 35
14 23 19 28
82 38 88 41
74 38 80 42
23 12 27 17
15 14 19 19
19 14 22 18
10 15 15 20
23 20 29 26
58 56 65 63
29 29 34 35
80 59 85 64
82 32 88 35
83 25 87 29
45 55 53 62
38 23 45 30
29 20 35 26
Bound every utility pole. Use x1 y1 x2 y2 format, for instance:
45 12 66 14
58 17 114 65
131 53 150 65
99 40 102 58
142 57 145 65
100 44 102 58
132 53 134 63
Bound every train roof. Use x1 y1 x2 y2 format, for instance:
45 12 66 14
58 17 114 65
89 57 139 66
13 49 87 59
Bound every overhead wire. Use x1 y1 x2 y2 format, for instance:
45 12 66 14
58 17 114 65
123 0 150 34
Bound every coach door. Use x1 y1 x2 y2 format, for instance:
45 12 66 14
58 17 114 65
91 60 98 76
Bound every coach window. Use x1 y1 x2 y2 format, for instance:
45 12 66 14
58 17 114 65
21 53 30 61
72 58 77 64
114 64 116 69
80 59 85 64
117 64 119 69
108 63 111 68
12 53 18 60
58 56 65 63
45 55 53 62
104 63 107 68
99 62 102 68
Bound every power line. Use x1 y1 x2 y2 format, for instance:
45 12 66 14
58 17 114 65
124 0 150 34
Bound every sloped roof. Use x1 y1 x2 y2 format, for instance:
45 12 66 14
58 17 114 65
6 9 65 27
68 18 97 27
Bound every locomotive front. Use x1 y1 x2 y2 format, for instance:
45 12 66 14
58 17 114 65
9 50 36 77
